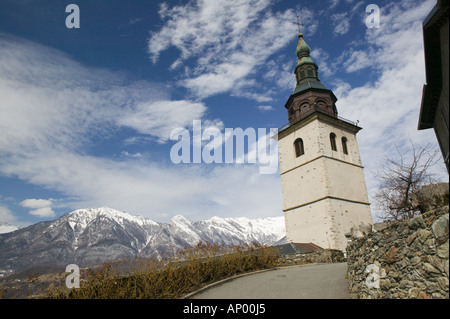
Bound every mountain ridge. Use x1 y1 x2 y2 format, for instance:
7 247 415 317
0 207 285 276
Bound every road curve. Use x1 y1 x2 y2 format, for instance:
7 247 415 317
189 262 350 299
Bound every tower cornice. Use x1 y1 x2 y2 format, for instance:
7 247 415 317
275 109 362 141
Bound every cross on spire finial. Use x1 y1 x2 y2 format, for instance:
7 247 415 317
296 13 304 37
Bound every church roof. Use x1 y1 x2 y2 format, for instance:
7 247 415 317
292 79 329 95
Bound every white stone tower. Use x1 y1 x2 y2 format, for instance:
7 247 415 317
275 31 373 251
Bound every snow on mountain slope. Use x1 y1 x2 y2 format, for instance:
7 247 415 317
170 214 203 246
0 207 286 274
65 207 159 232
194 216 286 245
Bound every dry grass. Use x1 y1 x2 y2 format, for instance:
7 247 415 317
45 242 279 299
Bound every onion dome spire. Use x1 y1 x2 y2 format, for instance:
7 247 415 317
296 32 312 62
292 31 328 95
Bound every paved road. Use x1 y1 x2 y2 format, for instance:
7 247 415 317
190 263 349 299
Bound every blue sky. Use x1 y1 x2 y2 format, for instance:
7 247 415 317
0 0 446 227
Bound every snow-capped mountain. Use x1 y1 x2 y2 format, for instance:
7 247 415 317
0 221 20 234
0 207 285 275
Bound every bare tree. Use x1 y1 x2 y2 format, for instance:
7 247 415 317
374 142 441 221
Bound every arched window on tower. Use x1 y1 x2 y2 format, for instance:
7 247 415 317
294 138 305 158
330 133 337 151
342 137 348 155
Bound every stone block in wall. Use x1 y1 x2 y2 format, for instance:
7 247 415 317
384 246 399 264
432 214 449 243
407 214 425 230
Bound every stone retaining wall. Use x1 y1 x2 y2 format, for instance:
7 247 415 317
346 206 449 299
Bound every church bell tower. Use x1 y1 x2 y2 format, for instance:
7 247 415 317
276 31 373 251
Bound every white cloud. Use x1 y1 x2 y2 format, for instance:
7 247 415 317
148 0 272 63
0 202 16 223
340 49 373 73
263 58 296 93
19 198 55 218
331 12 350 35
330 0 340 9
0 35 208 150
121 151 143 158
2 149 282 221
29 207 55 218
147 0 308 100
327 0 364 36
118 100 207 144
257 105 274 112
310 48 334 79
19 198 53 209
